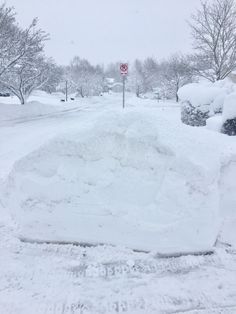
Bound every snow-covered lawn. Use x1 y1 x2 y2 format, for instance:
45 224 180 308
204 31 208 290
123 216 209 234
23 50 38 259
0 92 236 313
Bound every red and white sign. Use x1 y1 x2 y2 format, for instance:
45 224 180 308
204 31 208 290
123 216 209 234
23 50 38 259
120 63 128 75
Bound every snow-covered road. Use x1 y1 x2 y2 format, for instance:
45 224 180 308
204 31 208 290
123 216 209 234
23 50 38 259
0 101 105 181
1 222 236 314
0 94 236 313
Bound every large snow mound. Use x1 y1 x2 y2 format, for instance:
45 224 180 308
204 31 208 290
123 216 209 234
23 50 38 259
0 90 66 106
0 101 62 122
3 110 220 252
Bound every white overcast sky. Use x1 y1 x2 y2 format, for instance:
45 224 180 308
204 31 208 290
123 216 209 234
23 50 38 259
5 0 202 65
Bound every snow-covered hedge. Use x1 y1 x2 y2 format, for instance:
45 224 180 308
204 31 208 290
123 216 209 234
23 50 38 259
221 93 236 136
178 80 234 127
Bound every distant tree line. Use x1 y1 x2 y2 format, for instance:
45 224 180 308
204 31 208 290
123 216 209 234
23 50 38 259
1 0 236 104
57 55 194 102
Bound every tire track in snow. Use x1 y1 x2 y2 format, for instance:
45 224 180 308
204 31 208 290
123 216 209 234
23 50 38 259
1 236 236 314
0 106 88 127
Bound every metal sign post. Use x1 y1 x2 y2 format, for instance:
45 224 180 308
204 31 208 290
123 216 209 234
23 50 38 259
120 63 128 109
122 75 125 109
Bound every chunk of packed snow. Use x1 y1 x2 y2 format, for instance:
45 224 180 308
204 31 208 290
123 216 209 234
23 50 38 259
206 115 223 133
3 109 220 252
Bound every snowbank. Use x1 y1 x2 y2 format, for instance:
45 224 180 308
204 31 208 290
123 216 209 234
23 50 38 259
222 92 236 122
219 157 236 247
206 115 223 133
0 94 79 124
0 90 67 106
221 92 236 136
0 101 62 122
3 110 220 252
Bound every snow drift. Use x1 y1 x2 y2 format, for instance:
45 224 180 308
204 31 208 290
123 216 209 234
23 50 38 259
221 92 236 136
222 92 236 122
3 110 220 252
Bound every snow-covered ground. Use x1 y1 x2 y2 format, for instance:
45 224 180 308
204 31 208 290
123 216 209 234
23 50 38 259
0 92 236 313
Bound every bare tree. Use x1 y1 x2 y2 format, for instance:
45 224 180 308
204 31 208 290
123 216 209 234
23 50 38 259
41 63 63 94
128 59 147 97
105 62 122 82
160 54 194 102
68 57 104 97
128 58 160 97
189 0 236 82
142 57 159 92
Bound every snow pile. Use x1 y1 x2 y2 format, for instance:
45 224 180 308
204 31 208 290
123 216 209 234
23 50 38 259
28 90 66 105
219 157 236 247
221 92 236 136
206 115 223 133
0 101 61 122
0 90 67 106
0 96 79 125
222 92 236 122
3 109 220 252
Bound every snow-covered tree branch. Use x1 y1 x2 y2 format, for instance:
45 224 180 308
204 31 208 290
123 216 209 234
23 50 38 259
189 0 236 81
0 4 49 104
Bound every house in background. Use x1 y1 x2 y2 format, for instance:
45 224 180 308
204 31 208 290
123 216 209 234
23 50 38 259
103 78 123 93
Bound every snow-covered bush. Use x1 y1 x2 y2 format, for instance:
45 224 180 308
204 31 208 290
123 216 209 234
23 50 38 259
222 119 236 135
181 101 209 126
178 82 232 126
221 93 236 136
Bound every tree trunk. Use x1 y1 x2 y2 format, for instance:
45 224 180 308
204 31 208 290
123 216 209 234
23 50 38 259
19 90 25 105
136 85 140 98
20 97 25 105
80 87 84 98
176 93 179 103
